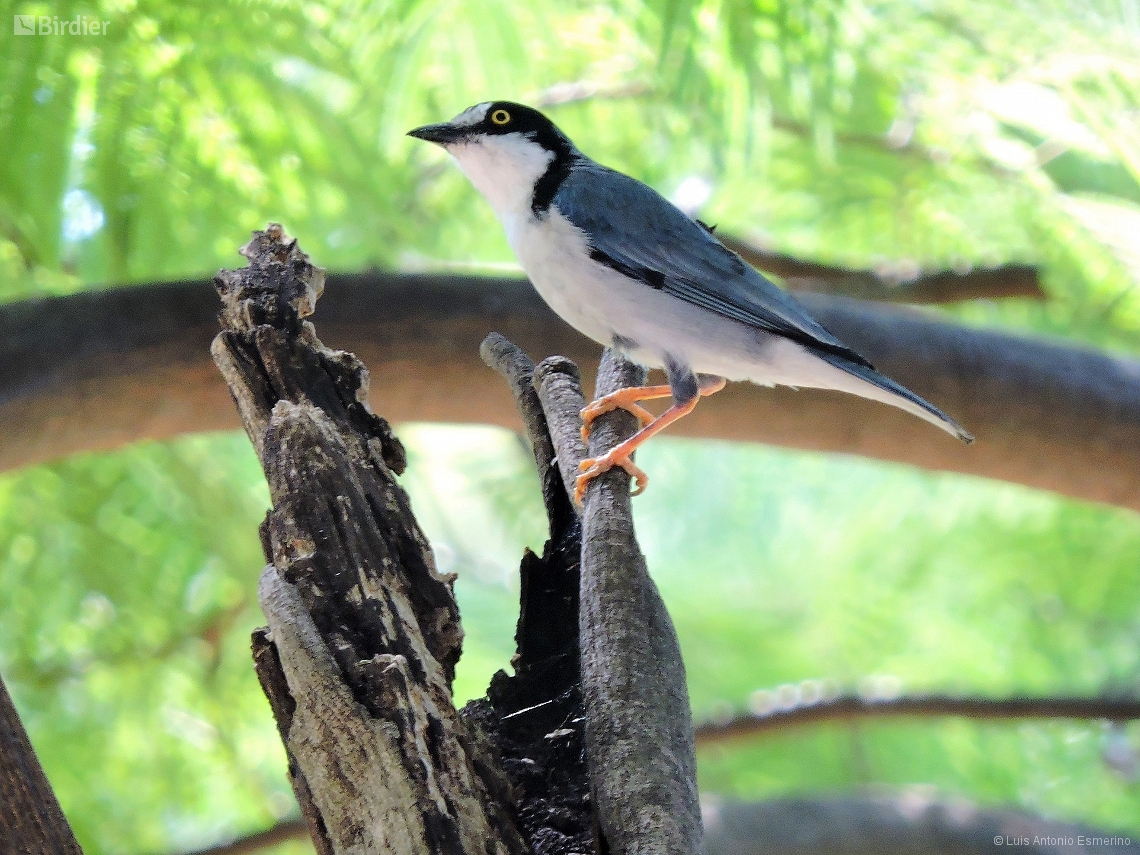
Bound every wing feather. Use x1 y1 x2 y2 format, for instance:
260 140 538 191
553 163 873 369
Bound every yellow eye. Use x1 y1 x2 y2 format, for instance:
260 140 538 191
490 109 511 125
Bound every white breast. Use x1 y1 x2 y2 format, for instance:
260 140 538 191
503 209 771 380
504 210 624 346
445 137 630 346
448 135 554 219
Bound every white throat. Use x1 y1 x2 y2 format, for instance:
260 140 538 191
447 135 554 218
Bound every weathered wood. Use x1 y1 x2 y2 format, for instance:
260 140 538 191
477 337 582 700
0 671 84 855
479 335 704 855
531 356 591 513
532 345 705 853
212 225 524 855
577 351 703 855
468 334 595 855
251 628 333 855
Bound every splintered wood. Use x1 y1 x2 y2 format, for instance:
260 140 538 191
212 225 523 855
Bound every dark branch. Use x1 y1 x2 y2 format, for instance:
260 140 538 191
469 333 595 855
766 113 1020 181
0 671 84 854
174 818 306 855
694 693 1140 744
5 274 1140 513
718 234 1045 303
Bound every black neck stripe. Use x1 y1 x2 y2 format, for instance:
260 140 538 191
531 149 576 216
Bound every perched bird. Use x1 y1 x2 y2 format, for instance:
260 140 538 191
409 102 972 503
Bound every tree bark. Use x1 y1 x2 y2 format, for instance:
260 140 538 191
250 628 334 855
211 224 705 854
464 337 596 855
0 671 84 855
211 226 524 855
473 335 703 855
4 275 1140 512
572 351 702 855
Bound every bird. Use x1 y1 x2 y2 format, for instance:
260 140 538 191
408 101 973 504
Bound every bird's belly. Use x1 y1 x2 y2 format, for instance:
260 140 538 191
506 212 620 347
505 210 812 384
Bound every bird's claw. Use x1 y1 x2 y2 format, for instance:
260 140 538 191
573 451 649 505
579 400 655 442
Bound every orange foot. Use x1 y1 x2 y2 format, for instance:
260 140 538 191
574 375 726 505
574 450 649 505
579 384 673 442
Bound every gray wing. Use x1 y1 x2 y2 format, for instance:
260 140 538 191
553 162 873 368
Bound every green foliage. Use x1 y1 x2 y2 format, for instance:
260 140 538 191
0 434 297 853
2 0 1140 852
2 0 1139 343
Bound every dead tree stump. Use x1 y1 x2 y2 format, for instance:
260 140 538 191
212 225 701 855
212 225 523 855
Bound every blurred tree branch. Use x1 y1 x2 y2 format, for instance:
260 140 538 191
701 797 1137 855
717 235 1045 303
176 795 1139 855
694 693 1140 744
4 274 1140 512
177 818 307 855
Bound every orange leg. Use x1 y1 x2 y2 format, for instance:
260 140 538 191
575 376 726 504
579 384 673 442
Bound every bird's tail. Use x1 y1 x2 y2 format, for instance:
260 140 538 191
816 352 974 443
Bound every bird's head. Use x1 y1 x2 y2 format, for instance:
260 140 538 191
408 101 575 216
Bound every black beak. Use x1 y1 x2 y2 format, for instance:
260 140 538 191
407 122 468 145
